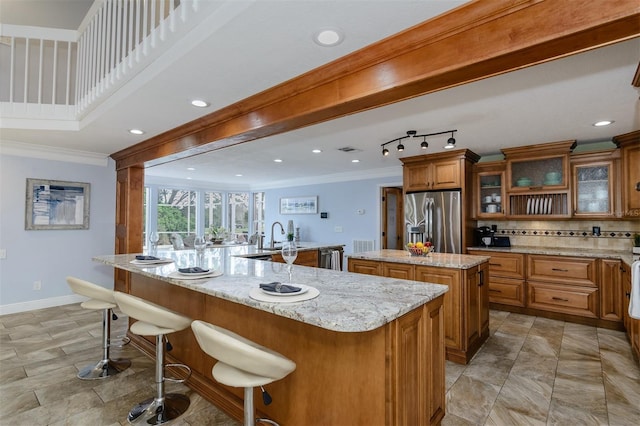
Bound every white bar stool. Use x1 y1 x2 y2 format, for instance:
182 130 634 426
191 320 296 426
66 277 131 379
114 292 193 425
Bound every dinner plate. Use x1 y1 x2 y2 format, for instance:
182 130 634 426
130 258 173 265
178 269 212 277
260 284 310 297
169 270 223 280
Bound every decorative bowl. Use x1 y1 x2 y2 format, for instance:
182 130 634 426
407 246 433 256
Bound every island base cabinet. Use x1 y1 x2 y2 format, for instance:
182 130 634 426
127 273 446 425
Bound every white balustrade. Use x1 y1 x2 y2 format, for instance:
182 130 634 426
0 0 202 123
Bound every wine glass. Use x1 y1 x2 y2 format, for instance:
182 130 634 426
149 231 159 255
194 235 207 267
281 241 298 282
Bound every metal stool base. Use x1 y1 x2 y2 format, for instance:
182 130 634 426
77 358 131 380
127 393 190 425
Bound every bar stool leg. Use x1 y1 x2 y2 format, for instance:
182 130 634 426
77 308 131 380
127 334 190 425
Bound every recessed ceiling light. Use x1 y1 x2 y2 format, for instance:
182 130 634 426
191 99 209 108
235 174 243 177
187 167 195 171
352 159 360 163
128 129 144 135
593 120 614 127
312 149 322 153
186 177 192 180
314 28 344 46
274 159 283 163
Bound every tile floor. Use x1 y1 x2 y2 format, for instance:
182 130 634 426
1 305 639 425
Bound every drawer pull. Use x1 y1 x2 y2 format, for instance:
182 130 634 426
552 296 569 302
627 292 631 298
489 263 502 267
551 268 569 272
489 289 502 293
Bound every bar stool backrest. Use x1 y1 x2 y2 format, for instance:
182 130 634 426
67 276 116 303
114 292 192 331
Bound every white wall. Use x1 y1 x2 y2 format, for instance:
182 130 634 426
264 177 402 254
0 153 117 314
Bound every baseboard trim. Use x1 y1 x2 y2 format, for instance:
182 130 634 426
0 294 86 315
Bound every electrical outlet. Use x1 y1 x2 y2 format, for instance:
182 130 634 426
33 280 41 291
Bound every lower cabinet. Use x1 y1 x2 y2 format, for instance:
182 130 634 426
468 249 626 331
348 258 489 364
272 249 319 266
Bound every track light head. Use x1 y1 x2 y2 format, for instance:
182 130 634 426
445 135 456 149
420 138 428 149
397 142 404 152
382 147 389 156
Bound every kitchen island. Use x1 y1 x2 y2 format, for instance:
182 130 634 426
347 250 491 364
94 249 449 425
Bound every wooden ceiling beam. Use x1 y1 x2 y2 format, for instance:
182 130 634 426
112 0 640 170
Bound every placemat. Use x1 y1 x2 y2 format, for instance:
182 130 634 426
249 286 319 303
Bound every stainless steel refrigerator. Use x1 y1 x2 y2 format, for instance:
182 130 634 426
404 190 462 254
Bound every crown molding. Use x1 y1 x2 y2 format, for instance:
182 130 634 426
0 140 109 166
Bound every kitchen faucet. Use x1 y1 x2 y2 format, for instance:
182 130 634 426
270 221 285 248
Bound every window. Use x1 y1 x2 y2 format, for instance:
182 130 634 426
228 192 249 241
204 191 223 233
253 192 265 234
157 187 196 244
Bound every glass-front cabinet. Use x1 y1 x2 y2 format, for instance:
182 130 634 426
502 140 576 218
475 161 505 218
571 149 619 217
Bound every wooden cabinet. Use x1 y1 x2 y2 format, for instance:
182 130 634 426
400 149 480 192
571 150 620 218
600 259 623 322
383 262 414 280
348 256 489 364
348 258 381 276
414 263 489 364
272 249 319 267
474 161 505 218
502 140 575 218
527 281 599 318
527 255 597 287
613 130 640 218
470 250 525 307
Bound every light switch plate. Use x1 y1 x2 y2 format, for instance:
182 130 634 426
0 249 6 259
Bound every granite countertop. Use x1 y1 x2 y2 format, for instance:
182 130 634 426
467 246 634 266
347 249 490 269
93 248 448 334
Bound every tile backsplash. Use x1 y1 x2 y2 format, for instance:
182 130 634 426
477 220 640 252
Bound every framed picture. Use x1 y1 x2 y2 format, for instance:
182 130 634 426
279 196 318 214
25 178 91 230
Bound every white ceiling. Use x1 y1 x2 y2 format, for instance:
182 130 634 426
1 0 639 190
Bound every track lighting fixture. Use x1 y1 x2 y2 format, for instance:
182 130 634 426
380 129 457 156
445 131 456 149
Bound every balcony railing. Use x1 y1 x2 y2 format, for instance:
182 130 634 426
0 0 211 125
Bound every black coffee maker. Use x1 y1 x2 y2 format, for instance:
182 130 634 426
475 226 495 247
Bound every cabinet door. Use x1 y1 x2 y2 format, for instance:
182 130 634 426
621 140 640 217
477 171 505 217
477 263 490 339
573 161 614 217
403 163 429 192
383 262 415 280
416 266 462 350
347 258 381 276
272 250 318 266
622 262 632 332
431 159 461 189
600 259 622 322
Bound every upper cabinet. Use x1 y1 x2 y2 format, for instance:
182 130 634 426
474 161 506 218
613 130 640 218
401 149 480 192
502 140 576 218
571 150 620 218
